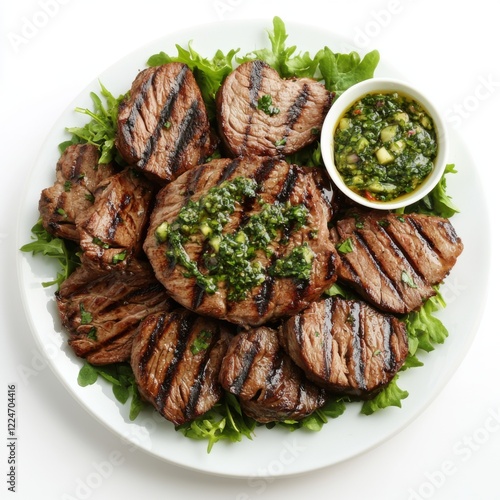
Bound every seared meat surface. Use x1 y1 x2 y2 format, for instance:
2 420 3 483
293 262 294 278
331 212 464 314
39 144 116 241
279 296 408 397
116 63 215 183
130 309 233 425
219 326 325 423
76 168 155 271
143 156 337 327
56 259 173 365
216 60 333 157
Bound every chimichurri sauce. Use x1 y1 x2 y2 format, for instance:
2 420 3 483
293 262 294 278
155 176 313 301
334 92 437 202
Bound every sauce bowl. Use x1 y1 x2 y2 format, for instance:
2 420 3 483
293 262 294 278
320 77 448 210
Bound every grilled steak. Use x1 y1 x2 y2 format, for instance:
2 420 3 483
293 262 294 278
56 259 173 365
279 296 408 397
216 60 334 157
76 168 155 271
331 212 464 314
143 156 338 327
219 326 325 423
130 309 233 425
116 63 215 183
39 144 116 241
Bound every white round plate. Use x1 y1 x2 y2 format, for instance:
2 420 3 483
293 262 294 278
16 19 489 478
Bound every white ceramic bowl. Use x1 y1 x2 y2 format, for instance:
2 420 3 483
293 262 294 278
320 78 448 210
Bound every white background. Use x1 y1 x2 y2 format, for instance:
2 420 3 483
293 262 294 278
1 1 499 499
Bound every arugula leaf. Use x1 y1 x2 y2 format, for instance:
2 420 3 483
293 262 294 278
361 375 409 415
318 47 380 94
19 220 80 288
402 164 460 218
239 16 320 78
77 362 145 421
148 42 239 120
177 393 256 453
64 82 125 164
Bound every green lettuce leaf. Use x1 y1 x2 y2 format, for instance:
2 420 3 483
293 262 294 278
318 47 380 94
361 375 409 415
402 164 460 218
405 289 448 353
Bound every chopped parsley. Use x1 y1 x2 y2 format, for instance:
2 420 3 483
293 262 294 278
257 94 280 115
190 330 212 355
79 303 93 325
336 237 354 254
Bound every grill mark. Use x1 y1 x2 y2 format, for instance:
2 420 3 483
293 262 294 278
353 232 406 302
106 193 131 240
253 158 279 188
349 302 366 391
248 60 265 107
123 72 155 159
229 340 260 394
265 352 284 400
407 215 459 259
168 100 202 175
138 312 167 375
386 218 441 279
325 251 337 280
71 145 87 181
406 216 438 251
242 61 265 152
275 165 299 203
184 329 218 420
382 316 396 371
191 284 205 310
438 220 460 245
137 66 189 170
254 275 275 317
185 164 207 199
297 371 309 409
376 224 428 283
293 314 304 345
322 297 333 381
217 158 242 184
284 84 309 137
155 312 196 410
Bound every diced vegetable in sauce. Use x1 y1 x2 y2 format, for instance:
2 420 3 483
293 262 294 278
334 92 437 201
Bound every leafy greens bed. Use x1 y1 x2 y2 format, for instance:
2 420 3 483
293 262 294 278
21 17 459 452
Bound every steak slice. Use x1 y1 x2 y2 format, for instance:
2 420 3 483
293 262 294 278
216 60 333 157
219 326 325 423
39 144 116 241
76 168 155 271
130 309 233 426
279 297 408 397
332 212 463 314
56 259 173 365
143 156 338 327
116 63 215 183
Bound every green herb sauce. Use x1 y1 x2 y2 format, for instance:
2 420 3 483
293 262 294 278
334 92 437 201
155 176 312 301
